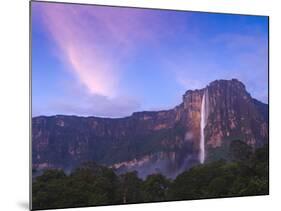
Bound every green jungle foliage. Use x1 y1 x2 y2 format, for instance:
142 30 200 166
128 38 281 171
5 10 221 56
32 141 268 210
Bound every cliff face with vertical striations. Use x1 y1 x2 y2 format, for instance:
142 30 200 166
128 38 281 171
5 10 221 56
32 79 268 178
204 80 268 152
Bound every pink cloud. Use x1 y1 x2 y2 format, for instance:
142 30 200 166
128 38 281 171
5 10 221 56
34 3 164 97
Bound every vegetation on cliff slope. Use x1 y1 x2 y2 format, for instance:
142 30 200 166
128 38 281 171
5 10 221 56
32 141 268 210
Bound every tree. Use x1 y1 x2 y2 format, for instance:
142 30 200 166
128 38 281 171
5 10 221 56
67 161 121 206
119 171 144 203
228 140 252 161
32 144 269 209
32 169 67 209
142 174 170 202
239 177 269 195
169 161 226 200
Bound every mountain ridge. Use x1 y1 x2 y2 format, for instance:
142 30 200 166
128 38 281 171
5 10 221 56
32 78 268 178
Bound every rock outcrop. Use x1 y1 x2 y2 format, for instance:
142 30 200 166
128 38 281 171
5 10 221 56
32 79 268 178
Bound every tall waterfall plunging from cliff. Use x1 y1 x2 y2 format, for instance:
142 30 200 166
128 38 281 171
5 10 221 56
199 89 209 164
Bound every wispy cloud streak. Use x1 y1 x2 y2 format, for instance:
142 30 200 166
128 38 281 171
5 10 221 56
32 3 268 117
33 3 163 97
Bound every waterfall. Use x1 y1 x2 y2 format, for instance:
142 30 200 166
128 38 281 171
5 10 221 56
199 89 209 164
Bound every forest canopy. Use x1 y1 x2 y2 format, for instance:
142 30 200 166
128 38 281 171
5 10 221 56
32 142 268 210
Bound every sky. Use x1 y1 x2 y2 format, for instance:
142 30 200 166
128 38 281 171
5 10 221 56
31 2 268 118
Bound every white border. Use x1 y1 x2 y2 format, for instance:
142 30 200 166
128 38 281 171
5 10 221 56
1 0 280 211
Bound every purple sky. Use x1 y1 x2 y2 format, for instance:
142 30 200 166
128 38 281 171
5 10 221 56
32 2 268 117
